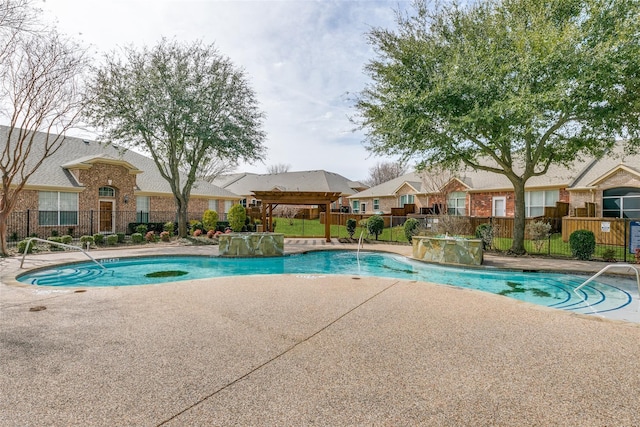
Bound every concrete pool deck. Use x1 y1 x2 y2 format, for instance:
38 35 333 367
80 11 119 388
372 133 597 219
1 239 640 425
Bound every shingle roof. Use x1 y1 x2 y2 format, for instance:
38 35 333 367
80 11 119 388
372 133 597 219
214 170 365 196
1 126 240 199
348 145 640 198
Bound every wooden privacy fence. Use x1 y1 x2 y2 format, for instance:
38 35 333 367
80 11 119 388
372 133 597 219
562 217 629 246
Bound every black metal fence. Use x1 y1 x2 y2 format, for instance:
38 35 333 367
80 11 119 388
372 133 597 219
5 210 639 262
4 210 222 246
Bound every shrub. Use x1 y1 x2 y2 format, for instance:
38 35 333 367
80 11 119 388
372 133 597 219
207 229 215 239
189 220 204 234
160 231 171 242
50 229 59 237
193 229 203 237
475 223 494 250
17 239 34 254
61 235 73 245
227 204 247 232
346 218 357 239
569 229 596 261
80 235 95 247
635 248 640 264
131 233 144 244
404 218 420 243
117 233 126 243
145 231 156 242
367 215 385 240
9 232 19 241
163 221 175 234
526 221 551 253
136 224 148 234
602 248 616 262
47 236 63 251
93 233 105 245
216 221 230 232
106 234 119 246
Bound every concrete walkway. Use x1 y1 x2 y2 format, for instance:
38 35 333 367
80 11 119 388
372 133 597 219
1 240 640 426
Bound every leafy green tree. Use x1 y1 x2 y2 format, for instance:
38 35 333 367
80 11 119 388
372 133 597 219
367 215 385 240
227 204 247 232
355 0 640 254
346 218 357 239
84 38 266 237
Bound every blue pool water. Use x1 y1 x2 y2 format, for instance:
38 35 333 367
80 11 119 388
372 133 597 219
18 250 633 315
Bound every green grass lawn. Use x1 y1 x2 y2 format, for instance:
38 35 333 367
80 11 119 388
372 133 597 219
273 218 635 261
271 217 409 242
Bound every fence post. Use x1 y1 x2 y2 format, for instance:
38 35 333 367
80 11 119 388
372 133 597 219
624 219 628 263
26 209 30 237
90 209 94 235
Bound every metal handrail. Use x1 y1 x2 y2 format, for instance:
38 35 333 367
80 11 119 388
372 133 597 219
19 237 107 271
574 263 640 311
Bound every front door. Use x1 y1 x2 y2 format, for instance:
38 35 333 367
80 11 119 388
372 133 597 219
492 197 506 217
99 200 114 233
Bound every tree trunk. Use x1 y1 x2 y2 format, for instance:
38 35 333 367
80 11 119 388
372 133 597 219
177 201 189 238
509 180 527 255
0 212 9 257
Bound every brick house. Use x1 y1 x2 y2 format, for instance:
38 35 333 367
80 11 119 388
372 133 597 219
2 127 241 238
348 145 640 220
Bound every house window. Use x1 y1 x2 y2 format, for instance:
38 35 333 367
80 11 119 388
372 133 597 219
352 200 360 213
38 191 78 226
373 199 380 211
223 200 233 220
525 190 559 217
399 194 414 207
241 198 247 208
603 187 640 218
136 196 150 223
208 199 218 211
447 192 466 216
98 186 115 197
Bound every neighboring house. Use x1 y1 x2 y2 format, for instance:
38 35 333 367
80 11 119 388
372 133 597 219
2 127 241 238
348 145 640 219
213 170 368 211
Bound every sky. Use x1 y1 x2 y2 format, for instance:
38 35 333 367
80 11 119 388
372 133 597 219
39 0 413 182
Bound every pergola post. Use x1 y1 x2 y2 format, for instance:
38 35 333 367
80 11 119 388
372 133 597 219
325 202 331 242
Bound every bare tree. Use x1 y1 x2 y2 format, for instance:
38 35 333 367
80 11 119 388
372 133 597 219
273 205 299 225
364 161 406 187
0 0 88 256
266 163 291 174
197 156 237 183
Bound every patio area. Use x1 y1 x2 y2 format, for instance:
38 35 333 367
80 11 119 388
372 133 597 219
1 240 639 425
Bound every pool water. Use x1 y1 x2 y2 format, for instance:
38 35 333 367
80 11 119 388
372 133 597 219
18 250 633 315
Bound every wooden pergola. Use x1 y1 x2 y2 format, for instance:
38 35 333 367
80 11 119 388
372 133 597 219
252 191 343 242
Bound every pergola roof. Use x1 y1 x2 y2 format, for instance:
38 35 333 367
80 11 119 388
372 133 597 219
252 190 342 205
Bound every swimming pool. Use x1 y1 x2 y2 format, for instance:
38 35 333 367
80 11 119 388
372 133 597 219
17 250 634 315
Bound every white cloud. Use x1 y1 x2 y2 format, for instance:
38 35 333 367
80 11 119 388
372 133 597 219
41 0 412 181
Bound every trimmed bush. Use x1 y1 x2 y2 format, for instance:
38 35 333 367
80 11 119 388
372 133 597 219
569 229 596 261
47 236 63 251
145 231 156 242
80 235 95 247
61 235 73 245
93 233 105 245
216 221 230 232
202 210 219 231
160 231 171 242
163 222 174 234
17 239 34 254
117 233 126 243
346 218 357 239
404 218 420 243
135 224 148 234
366 215 385 240
106 234 119 246
131 233 144 244
227 204 247 232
